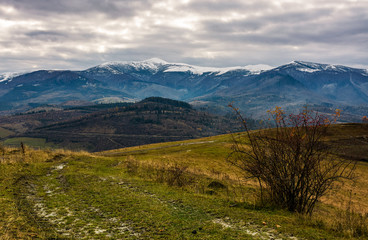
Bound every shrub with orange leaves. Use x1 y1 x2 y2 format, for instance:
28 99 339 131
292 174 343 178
227 105 356 215
362 116 368 123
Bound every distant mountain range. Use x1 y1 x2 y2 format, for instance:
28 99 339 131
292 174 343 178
1 58 368 120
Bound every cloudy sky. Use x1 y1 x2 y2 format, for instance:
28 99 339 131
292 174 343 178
1 0 368 73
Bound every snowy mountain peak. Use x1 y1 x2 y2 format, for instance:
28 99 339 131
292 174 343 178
243 64 273 72
91 59 366 77
291 60 322 67
0 72 26 83
100 58 169 70
284 60 353 73
163 63 273 75
94 59 273 76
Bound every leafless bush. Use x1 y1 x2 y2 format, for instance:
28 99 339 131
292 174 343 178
166 164 191 187
154 166 167 183
124 156 140 175
227 105 357 215
123 158 193 187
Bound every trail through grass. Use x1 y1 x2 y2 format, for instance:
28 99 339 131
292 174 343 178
1 153 332 239
1 123 368 239
14 155 305 239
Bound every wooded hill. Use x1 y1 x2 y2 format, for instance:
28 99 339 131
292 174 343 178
1 97 242 151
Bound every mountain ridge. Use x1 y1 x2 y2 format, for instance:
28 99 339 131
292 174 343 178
85 58 274 76
1 59 368 121
3 58 367 80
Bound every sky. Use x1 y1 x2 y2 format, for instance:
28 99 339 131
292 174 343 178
1 0 368 73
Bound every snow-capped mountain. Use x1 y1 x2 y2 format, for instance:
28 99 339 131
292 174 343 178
94 58 168 74
85 58 273 76
0 72 27 83
0 59 367 120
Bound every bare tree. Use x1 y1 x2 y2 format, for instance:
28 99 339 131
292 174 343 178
227 105 356 215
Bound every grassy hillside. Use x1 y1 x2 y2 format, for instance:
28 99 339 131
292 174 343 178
0 124 367 239
0 127 13 138
2 137 56 149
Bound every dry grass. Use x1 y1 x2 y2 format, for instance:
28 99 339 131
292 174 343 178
1 123 367 239
320 162 368 214
101 123 368 238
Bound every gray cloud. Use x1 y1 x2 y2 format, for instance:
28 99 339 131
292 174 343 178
185 0 272 14
2 0 154 18
0 0 367 73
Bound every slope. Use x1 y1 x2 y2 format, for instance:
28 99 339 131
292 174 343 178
0 123 367 239
20 97 240 151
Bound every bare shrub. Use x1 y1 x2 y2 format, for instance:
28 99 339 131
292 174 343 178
124 156 140 175
227 105 357 215
123 159 193 188
154 165 167 183
166 164 191 187
150 162 194 187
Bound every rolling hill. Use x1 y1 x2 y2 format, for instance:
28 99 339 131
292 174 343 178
0 123 367 239
0 97 242 151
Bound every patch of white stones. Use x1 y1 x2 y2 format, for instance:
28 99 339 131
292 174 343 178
25 163 141 239
26 163 299 239
212 217 299 240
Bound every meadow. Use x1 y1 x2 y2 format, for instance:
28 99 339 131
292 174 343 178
0 123 367 239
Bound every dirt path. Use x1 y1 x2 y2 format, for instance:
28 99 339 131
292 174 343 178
22 163 142 239
17 160 299 239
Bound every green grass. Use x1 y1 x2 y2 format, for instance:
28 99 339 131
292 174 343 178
0 127 14 138
0 123 367 239
2 137 56 148
0 153 334 239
